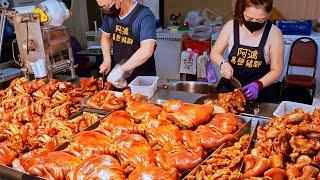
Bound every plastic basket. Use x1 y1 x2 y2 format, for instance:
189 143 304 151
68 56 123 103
273 101 315 117
277 20 312 36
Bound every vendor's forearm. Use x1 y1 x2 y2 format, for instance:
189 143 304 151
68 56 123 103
210 51 226 67
101 33 112 64
209 22 230 67
259 70 282 88
121 40 155 72
121 47 152 72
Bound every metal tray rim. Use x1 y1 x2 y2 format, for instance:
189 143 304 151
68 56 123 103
183 117 254 179
80 90 126 115
1 111 108 180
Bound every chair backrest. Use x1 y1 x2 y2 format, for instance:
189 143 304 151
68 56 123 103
287 37 318 77
0 10 6 59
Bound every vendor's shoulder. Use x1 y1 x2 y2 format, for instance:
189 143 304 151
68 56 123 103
224 20 234 28
270 24 283 38
140 4 155 16
135 4 155 23
269 24 284 46
221 20 234 34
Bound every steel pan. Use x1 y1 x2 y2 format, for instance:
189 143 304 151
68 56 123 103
162 81 217 95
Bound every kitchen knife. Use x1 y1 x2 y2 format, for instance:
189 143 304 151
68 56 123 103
231 76 242 90
102 73 105 89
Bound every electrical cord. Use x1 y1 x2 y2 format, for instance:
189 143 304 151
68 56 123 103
12 39 22 67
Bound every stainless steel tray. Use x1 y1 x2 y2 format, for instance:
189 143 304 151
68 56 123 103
0 111 107 180
80 91 126 115
80 95 112 115
0 166 43 180
182 114 256 178
183 116 258 179
239 118 269 174
55 110 108 151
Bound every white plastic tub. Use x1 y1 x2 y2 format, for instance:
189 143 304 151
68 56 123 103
273 101 315 117
128 76 159 99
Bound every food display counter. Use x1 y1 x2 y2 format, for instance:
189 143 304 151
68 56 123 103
0 77 319 180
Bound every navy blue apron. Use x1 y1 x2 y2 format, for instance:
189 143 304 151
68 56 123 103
217 20 277 102
110 5 156 83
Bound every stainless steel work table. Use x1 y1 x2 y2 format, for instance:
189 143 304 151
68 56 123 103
150 88 279 118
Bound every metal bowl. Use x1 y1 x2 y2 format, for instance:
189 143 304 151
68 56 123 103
163 81 217 94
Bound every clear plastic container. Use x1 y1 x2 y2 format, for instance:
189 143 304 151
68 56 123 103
128 76 159 99
273 101 315 117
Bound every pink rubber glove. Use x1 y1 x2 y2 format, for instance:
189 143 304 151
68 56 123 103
243 82 259 100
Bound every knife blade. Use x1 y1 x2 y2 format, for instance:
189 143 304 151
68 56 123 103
102 73 105 89
231 76 242 90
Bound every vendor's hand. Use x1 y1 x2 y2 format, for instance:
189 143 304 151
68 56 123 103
220 61 233 79
107 65 127 89
112 79 128 89
243 82 259 100
99 62 111 74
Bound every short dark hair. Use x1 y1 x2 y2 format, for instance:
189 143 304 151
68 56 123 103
234 0 273 24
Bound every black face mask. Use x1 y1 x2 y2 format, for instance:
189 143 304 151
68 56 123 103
103 4 121 18
243 19 266 33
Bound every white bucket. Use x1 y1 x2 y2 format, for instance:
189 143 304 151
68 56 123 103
31 59 47 78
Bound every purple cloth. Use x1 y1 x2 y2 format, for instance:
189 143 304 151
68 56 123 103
243 82 259 100
70 36 88 66
197 78 208 82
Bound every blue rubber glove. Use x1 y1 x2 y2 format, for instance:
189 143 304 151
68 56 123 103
243 82 259 100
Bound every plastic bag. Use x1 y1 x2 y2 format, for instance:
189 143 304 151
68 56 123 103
197 51 209 81
206 60 217 83
40 0 70 27
184 11 204 28
188 25 213 41
201 8 216 26
180 48 198 75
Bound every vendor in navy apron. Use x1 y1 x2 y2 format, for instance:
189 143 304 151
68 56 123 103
211 0 284 103
97 0 156 88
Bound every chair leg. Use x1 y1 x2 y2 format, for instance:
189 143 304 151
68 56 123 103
280 84 285 102
311 88 315 104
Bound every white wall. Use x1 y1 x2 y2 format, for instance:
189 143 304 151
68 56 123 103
164 0 233 26
141 0 160 20
64 0 89 46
